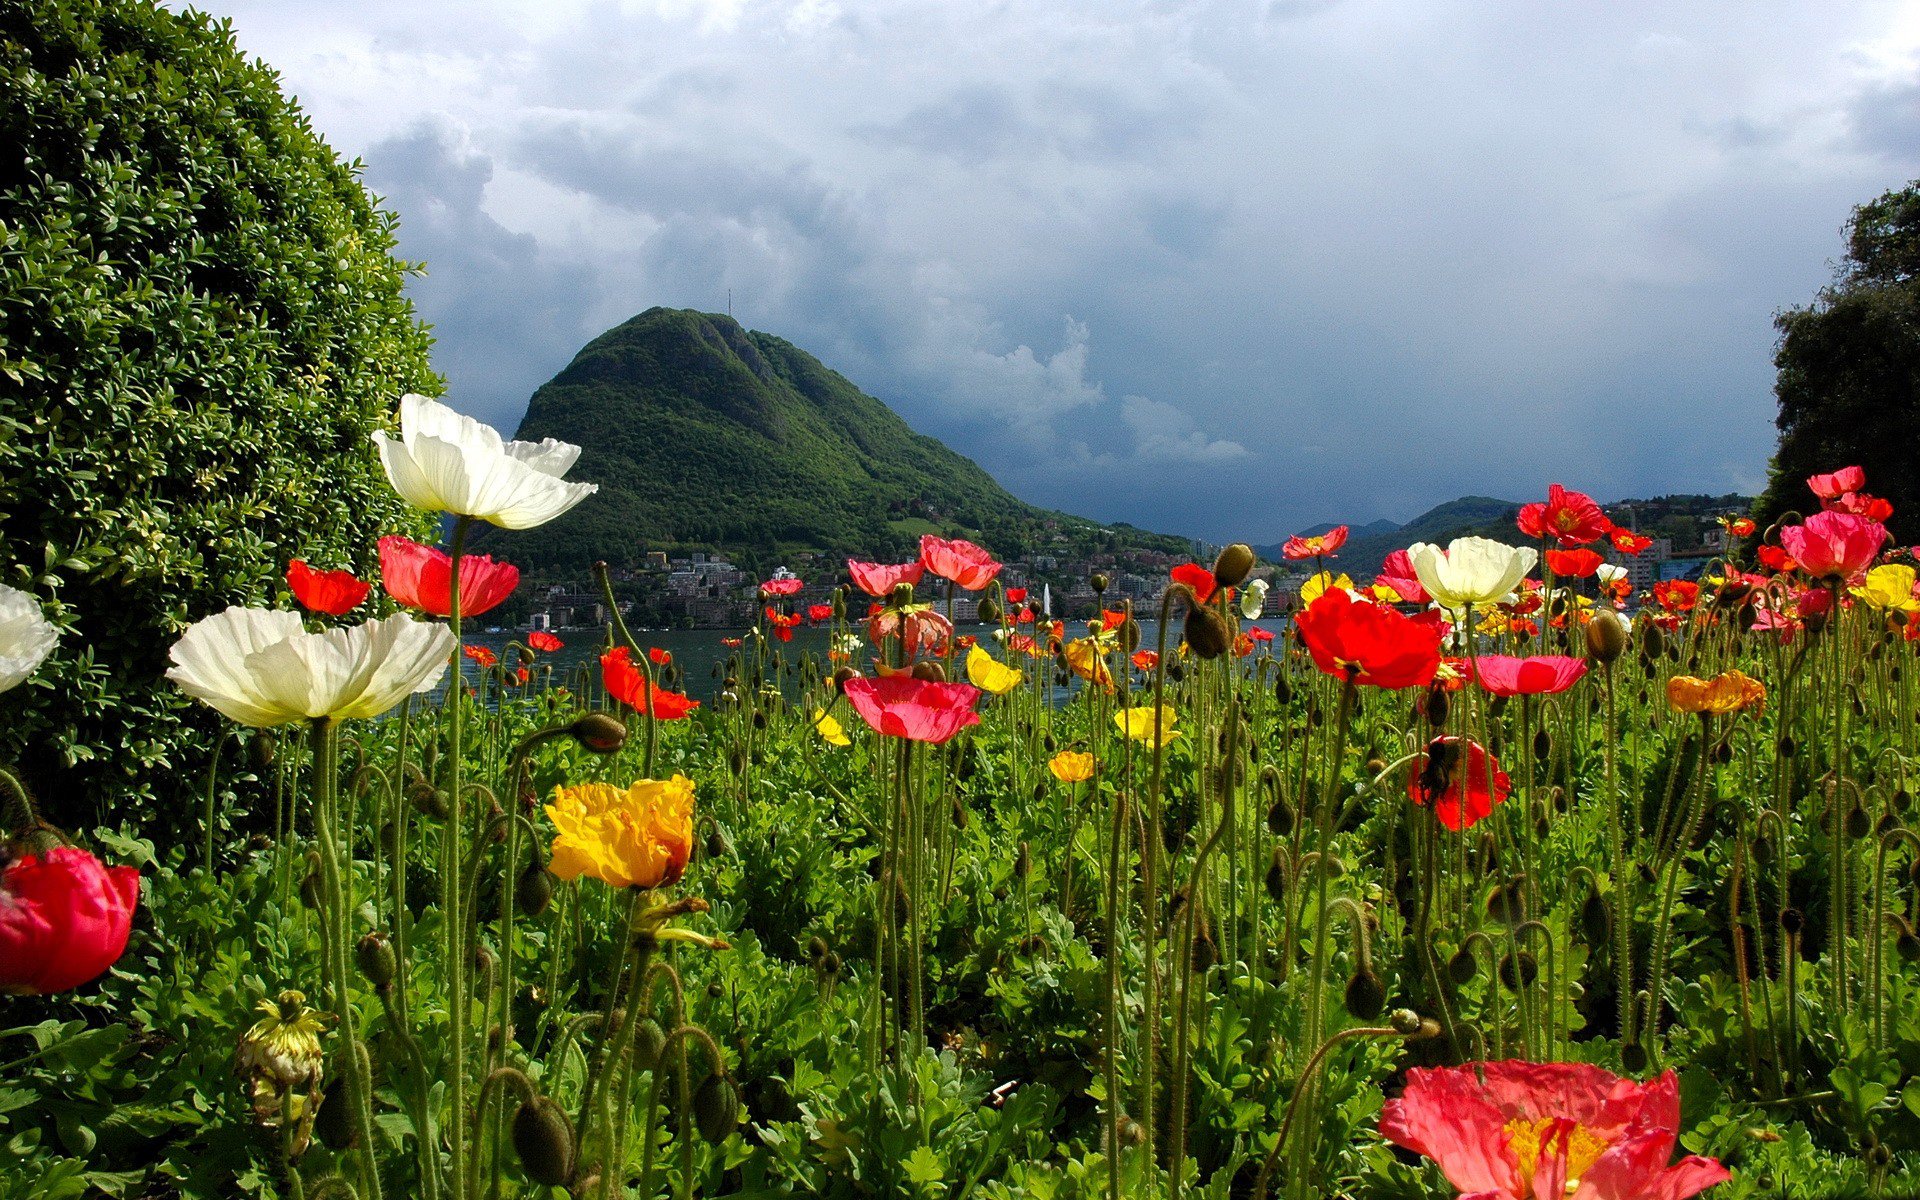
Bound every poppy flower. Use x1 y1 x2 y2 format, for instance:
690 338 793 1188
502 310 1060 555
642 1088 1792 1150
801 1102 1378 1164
1718 515 1757 537
1471 654 1588 697
1295 589 1443 690
169 610 455 727
1667 669 1766 715
919 535 1001 591
372 394 596 529
1131 649 1160 671
1756 544 1797 574
1049 751 1095 783
1170 563 1218 603
0 584 59 694
1115 705 1180 747
868 605 952 659
1779 510 1888 581
0 846 140 995
720 637 742 648
1652 580 1699 613
1300 571 1355 607
1806 465 1866 500
1379 1061 1728 1200
1066 637 1116 689
378 535 520 618
1409 538 1536 610
841 675 981 744
807 604 834 622
764 608 804 643
1853 564 1920 612
648 646 672 666
601 646 700 719
1516 484 1611 546
545 775 694 890
848 560 926 597
1608 527 1653 555
528 631 563 652
1408 737 1510 831
965 644 1023 695
1004 587 1029 605
1544 549 1603 578
1372 549 1430 605
1098 608 1131 631
760 577 804 597
1241 578 1271 618
1247 626 1275 643
1282 525 1348 560
955 635 977 650
1828 491 1895 521
463 644 497 668
286 561 371 615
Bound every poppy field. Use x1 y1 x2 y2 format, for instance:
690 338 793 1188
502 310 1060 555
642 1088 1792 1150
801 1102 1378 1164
6 397 1920 1200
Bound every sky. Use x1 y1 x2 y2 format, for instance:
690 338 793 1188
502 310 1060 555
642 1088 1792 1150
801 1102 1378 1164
183 0 1920 544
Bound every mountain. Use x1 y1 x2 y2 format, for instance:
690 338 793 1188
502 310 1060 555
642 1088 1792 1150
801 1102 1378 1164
484 308 1191 573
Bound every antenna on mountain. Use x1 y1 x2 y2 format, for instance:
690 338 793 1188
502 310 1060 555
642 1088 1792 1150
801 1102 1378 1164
727 288 733 319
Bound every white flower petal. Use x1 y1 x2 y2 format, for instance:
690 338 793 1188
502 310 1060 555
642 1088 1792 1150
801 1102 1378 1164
0 585 58 693
374 395 596 528
505 437 583 477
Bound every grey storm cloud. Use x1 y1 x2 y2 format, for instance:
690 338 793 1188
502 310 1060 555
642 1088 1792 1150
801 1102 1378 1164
182 0 1920 547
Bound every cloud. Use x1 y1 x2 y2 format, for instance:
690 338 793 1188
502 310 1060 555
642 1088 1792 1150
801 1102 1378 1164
183 0 1920 542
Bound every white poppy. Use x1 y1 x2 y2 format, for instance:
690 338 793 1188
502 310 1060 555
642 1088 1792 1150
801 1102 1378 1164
372 394 597 529
0 584 57 693
1240 578 1271 620
1407 537 1538 611
168 608 457 727
1596 563 1628 586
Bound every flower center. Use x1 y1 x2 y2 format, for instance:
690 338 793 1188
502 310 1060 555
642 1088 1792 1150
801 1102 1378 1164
1505 1117 1610 1195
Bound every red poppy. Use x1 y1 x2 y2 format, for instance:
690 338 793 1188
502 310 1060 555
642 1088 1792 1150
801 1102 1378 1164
1408 737 1510 831
1608 526 1652 555
1470 654 1588 697
1004 587 1029 605
764 608 803 642
1015 607 1036 625
1282 525 1348 560
1543 548 1603 578
528 631 564 653
760 577 804 597
955 635 977 650
1756 544 1797 574
1516 484 1610 546
1828 491 1895 521
1652 579 1700 613
648 646 672 666
1719 515 1757 537
0 846 139 995
1170 563 1218 603
1295 589 1442 690
842 675 982 744
807 604 834 622
720 637 743 648
514 667 530 685
378 535 519 618
848 559 926 596
286 560 371 615
1099 608 1130 630
1232 632 1256 657
1380 1061 1728 1200
601 647 699 719
1508 617 1540 637
1131 649 1160 671
1372 549 1429 604
919 535 1001 591
1247 626 1275 642
1806 465 1866 500
463 644 498 668
1780 510 1888 581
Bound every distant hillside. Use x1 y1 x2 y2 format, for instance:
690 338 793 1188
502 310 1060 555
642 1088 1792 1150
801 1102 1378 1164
483 308 1190 574
1261 492 1754 575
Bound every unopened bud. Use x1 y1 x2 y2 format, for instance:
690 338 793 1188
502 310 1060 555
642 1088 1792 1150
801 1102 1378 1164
512 1095 576 1186
1211 543 1256 588
1585 610 1627 664
356 932 397 988
1090 572 1110 594
911 661 947 682
693 1073 739 1144
1184 604 1231 659
570 712 627 754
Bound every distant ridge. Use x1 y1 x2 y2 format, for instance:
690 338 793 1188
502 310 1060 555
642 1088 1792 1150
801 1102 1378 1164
485 308 1190 573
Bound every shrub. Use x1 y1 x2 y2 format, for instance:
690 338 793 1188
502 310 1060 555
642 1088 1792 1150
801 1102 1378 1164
0 0 439 836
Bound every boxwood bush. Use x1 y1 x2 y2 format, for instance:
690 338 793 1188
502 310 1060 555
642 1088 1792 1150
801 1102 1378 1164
0 0 440 837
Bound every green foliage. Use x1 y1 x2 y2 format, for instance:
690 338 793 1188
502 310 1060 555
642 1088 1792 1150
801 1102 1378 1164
489 307 1189 573
1755 178 1920 543
0 0 440 834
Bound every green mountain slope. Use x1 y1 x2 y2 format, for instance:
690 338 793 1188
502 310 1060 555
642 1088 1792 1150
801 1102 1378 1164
486 308 1189 572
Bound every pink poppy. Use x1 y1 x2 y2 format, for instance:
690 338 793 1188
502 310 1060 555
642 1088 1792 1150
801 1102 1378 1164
1806 465 1866 500
1374 549 1429 604
1779 510 1888 581
867 606 952 659
1471 654 1588 697
842 675 982 744
378 536 519 618
0 847 140 995
918 536 1001 591
848 559 927 597
760 577 804 597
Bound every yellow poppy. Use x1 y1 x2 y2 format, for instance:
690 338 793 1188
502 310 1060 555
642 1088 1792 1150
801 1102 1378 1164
1114 705 1180 747
965 644 1025 695
1300 571 1354 606
1064 637 1114 691
1049 751 1095 783
545 775 695 889
1852 564 1920 613
814 709 851 746
1666 670 1766 715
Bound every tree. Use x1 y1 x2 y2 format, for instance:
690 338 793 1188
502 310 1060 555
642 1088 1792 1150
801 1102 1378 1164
0 0 440 837
1755 181 1920 543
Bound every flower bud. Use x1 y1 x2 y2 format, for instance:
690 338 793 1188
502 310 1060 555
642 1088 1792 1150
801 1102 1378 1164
1183 604 1230 659
978 597 1002 624
1390 1008 1424 1036
1447 948 1478 984
250 731 277 771
517 863 556 917
889 582 915 608
1090 572 1110 594
911 661 947 683
1211 543 1256 588
1344 970 1387 1020
1585 610 1628 664
633 1018 667 1073
569 712 627 755
356 932 397 989
832 667 858 695
831 588 847 620
512 1095 576 1186
693 1073 739 1144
